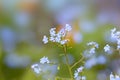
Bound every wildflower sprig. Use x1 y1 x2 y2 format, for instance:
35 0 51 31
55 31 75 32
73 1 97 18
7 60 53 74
31 24 120 80
42 24 72 45
87 41 99 54
31 24 87 80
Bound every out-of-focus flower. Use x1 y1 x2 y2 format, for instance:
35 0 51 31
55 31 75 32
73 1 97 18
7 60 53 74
65 24 72 31
74 66 85 79
81 76 86 80
5 53 30 68
87 41 99 54
117 45 120 50
110 72 120 80
87 41 99 48
85 57 97 69
75 76 86 80
42 35 48 44
74 71 79 79
111 28 120 50
89 48 95 54
85 55 106 69
40 56 50 64
79 21 96 33
104 44 111 53
77 66 84 73
31 64 41 74
60 40 68 45
73 32 83 43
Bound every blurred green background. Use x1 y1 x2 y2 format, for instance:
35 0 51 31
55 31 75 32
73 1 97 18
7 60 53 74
1 0 120 80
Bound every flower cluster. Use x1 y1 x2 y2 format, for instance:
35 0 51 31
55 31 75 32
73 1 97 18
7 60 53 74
40 56 50 64
87 41 99 54
31 64 41 74
74 66 86 80
111 28 120 50
42 24 72 45
31 56 50 74
86 41 112 55
104 44 112 54
110 72 120 80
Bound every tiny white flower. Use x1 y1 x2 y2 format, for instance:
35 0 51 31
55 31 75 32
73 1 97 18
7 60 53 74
117 39 120 45
110 72 115 80
49 36 55 42
115 75 120 79
77 66 84 73
60 40 68 45
49 28 56 36
65 24 72 31
89 48 95 54
74 71 79 79
87 41 99 48
117 45 120 50
75 76 81 80
111 28 116 33
43 35 48 44
111 28 120 40
55 36 61 43
104 44 110 52
82 76 86 80
57 28 66 37
31 64 41 74
74 66 85 79
40 56 50 64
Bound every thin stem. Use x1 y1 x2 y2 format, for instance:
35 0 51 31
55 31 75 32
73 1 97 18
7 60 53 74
63 45 73 80
71 56 84 69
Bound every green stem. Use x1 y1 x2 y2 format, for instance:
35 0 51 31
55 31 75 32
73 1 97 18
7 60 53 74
71 56 84 69
63 45 73 80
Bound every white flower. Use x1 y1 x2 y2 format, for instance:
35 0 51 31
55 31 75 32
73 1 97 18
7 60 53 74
111 28 116 39
110 72 120 80
74 71 79 79
65 24 72 31
117 45 120 50
55 36 61 43
104 44 110 52
87 41 99 54
74 66 85 79
49 36 55 42
43 35 48 44
60 40 68 45
115 32 120 40
110 28 120 50
111 28 116 34
89 48 95 54
115 75 120 79
75 76 81 80
77 66 84 73
49 28 56 36
87 41 99 48
42 24 72 45
31 64 41 74
57 28 66 37
81 76 86 80
40 56 50 64
111 28 120 40
110 72 115 80
117 39 120 45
